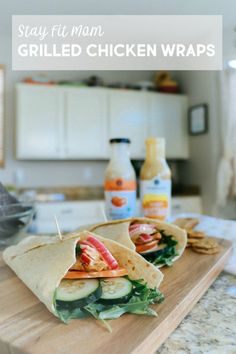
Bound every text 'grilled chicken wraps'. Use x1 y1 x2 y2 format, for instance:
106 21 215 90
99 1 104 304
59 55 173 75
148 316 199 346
90 218 187 267
3 231 164 329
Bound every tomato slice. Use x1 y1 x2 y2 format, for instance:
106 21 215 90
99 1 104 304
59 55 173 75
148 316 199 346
64 268 128 279
136 240 158 253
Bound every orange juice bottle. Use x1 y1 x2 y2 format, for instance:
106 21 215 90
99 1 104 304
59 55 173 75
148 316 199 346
104 138 136 220
140 137 171 221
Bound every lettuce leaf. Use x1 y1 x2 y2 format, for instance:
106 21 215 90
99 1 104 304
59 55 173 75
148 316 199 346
56 307 88 323
142 232 178 266
55 278 164 329
84 278 164 320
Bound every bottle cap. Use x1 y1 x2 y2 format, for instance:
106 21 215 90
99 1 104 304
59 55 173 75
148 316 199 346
109 138 131 144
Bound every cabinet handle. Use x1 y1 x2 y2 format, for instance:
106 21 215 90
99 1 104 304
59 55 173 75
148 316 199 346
173 205 181 210
60 209 73 214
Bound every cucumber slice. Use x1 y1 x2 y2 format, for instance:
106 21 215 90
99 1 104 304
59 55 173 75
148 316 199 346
56 279 101 310
100 277 133 304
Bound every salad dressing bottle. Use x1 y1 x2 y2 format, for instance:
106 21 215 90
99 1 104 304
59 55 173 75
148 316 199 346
104 138 136 220
140 137 171 221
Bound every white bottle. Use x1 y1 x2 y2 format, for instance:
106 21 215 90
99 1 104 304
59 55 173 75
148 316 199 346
104 138 137 220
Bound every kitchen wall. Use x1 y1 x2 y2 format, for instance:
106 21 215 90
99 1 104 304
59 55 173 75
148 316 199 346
175 71 221 215
0 31 224 215
0 39 228 216
0 1 234 216
0 33 154 188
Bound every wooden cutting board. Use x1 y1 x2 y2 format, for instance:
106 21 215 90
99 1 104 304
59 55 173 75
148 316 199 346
0 237 232 354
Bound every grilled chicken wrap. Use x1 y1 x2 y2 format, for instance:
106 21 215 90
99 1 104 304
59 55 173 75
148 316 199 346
90 218 187 267
3 231 164 328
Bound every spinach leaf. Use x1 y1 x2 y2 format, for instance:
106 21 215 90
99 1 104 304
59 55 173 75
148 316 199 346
55 278 164 332
57 307 88 323
75 243 81 257
83 303 106 318
94 278 164 320
142 232 178 266
98 302 155 319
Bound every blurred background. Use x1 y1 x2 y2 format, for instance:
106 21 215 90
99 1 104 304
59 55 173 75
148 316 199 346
1 0 236 233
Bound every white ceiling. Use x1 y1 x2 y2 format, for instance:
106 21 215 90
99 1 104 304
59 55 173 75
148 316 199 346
1 0 235 31
1 0 236 58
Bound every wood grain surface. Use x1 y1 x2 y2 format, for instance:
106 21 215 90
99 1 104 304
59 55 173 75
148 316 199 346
0 237 232 354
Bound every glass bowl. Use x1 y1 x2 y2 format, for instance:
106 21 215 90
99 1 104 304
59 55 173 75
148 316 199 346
0 203 35 248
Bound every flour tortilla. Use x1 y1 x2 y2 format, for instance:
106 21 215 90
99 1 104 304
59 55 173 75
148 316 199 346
3 230 163 319
90 218 187 267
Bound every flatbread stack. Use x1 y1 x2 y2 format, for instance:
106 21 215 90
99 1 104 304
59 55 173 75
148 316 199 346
173 217 220 254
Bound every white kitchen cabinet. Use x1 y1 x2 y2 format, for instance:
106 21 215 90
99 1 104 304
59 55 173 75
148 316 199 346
16 84 189 160
65 88 108 158
16 85 64 159
16 85 109 160
108 91 148 158
148 93 189 159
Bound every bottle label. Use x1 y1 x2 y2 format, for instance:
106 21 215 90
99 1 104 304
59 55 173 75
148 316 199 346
140 177 171 221
105 179 136 220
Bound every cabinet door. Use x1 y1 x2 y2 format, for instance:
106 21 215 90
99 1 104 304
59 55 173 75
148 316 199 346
148 94 189 159
34 201 106 233
108 91 148 158
16 85 63 159
172 196 202 215
65 89 108 158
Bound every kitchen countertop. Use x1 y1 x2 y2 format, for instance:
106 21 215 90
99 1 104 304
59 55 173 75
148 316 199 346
158 272 236 354
19 185 201 202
